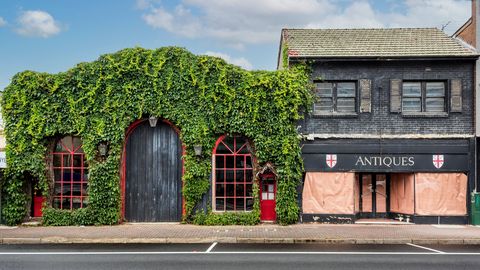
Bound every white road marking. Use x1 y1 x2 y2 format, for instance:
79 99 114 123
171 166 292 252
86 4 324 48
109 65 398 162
206 242 218 253
406 243 445 254
0 251 478 255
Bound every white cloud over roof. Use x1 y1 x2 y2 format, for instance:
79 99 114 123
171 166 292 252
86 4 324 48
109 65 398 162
139 0 470 49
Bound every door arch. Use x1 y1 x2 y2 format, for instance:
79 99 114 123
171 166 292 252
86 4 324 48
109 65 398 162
122 119 183 222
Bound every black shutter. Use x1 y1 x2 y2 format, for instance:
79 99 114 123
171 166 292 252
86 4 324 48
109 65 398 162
359 79 371 113
390 79 402 113
450 79 462 112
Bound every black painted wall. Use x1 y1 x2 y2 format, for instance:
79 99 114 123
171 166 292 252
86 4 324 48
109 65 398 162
300 60 475 135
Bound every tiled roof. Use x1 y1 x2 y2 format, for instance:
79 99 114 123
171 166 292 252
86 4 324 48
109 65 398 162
282 28 477 58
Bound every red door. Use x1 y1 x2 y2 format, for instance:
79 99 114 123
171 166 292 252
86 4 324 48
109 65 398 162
260 173 276 221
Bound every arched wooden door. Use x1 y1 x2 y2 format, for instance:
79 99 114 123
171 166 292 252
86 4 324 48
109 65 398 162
125 120 182 222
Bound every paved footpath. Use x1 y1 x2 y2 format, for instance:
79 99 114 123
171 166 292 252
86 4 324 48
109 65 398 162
1 223 480 245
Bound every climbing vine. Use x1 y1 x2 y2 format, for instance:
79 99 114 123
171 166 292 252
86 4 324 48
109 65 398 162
1 47 313 225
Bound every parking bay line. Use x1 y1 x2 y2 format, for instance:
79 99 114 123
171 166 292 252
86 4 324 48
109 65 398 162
206 242 218 253
406 243 445 254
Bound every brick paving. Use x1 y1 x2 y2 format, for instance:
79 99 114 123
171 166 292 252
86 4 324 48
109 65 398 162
1 223 480 244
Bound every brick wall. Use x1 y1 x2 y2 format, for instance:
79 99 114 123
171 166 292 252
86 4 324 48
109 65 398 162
302 60 475 136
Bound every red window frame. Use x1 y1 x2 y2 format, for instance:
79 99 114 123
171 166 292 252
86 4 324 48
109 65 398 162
213 135 254 212
52 136 88 210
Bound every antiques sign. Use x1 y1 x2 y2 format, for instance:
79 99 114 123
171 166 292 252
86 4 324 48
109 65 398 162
303 153 469 172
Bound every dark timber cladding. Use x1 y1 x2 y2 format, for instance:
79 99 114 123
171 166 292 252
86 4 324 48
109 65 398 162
125 121 182 222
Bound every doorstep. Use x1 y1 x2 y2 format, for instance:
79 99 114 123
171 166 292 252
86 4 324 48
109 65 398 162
355 218 413 225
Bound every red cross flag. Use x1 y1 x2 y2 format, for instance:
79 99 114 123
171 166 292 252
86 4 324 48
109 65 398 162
433 155 444 169
326 154 337 168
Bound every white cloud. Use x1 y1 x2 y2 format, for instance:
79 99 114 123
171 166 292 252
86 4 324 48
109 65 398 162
140 0 470 48
16 10 62 38
0 17 6 27
204 51 253 70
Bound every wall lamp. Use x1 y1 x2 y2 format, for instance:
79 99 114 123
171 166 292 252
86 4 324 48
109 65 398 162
149 116 158 127
98 142 108 157
194 145 202 156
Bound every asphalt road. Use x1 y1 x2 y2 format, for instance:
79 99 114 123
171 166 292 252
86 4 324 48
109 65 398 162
1 243 480 270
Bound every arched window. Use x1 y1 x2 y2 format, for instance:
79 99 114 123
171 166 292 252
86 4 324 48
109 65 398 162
213 136 253 211
52 136 88 210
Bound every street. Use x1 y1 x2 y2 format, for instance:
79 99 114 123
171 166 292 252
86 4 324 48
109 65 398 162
1 243 480 270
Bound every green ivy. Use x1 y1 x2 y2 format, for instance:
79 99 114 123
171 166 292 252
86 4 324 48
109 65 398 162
1 47 313 226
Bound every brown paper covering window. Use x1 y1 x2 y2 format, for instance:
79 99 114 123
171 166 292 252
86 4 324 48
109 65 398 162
414 173 467 216
302 172 355 214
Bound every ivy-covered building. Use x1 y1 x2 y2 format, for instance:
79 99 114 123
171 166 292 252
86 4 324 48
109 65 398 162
279 28 479 224
0 47 313 226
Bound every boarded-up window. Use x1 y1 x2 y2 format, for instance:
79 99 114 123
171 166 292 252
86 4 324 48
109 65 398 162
390 173 414 215
450 79 462 112
414 173 467 216
359 79 371 113
302 172 355 214
390 79 402 112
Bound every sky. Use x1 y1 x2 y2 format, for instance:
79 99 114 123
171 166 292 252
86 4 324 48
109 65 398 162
0 0 473 90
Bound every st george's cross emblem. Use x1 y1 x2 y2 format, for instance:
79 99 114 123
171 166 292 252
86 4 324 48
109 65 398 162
433 155 444 169
326 154 337 168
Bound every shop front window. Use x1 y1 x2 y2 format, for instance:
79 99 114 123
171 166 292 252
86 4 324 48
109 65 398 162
213 135 254 211
52 136 88 209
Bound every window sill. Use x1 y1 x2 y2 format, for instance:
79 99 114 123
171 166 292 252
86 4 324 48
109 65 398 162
401 112 449 118
311 112 359 118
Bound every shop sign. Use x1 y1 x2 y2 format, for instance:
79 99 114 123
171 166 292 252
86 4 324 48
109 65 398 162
304 153 469 172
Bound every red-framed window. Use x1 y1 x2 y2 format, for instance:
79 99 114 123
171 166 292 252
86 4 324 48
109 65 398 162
213 136 254 211
52 136 88 210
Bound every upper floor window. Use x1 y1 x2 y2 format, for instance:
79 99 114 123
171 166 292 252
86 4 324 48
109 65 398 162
52 136 89 210
314 82 356 113
402 81 446 112
213 135 254 212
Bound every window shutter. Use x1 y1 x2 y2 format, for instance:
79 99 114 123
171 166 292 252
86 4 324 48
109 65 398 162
450 79 462 112
390 79 402 113
359 79 371 113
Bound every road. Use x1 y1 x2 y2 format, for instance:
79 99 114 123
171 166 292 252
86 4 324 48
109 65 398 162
1 243 480 269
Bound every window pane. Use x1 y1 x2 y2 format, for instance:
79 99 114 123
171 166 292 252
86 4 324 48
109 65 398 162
216 198 225 211
403 82 421 97
337 82 356 97
245 156 252 168
72 184 82 196
225 156 234 168
226 184 235 196
236 170 245 183
236 198 245 210
236 184 245 197
215 170 224 182
426 98 445 112
215 156 225 168
426 82 445 97
215 184 225 197
225 170 234 182
54 183 62 196
245 171 253 183
246 184 253 196
314 98 333 112
73 169 82 182
63 155 72 167
226 198 235 210
316 83 333 96
337 98 355 112
53 198 61 209
402 97 421 112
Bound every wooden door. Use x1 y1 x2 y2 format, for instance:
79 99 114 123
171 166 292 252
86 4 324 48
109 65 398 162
260 173 276 221
125 121 182 222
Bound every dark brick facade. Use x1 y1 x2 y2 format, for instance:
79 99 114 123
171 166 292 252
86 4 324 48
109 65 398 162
300 60 475 136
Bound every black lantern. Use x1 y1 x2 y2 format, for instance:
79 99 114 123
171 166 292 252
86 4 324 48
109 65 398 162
148 116 158 127
98 142 108 157
194 145 202 156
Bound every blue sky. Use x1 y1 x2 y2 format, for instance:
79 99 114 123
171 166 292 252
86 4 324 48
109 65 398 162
0 0 472 90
